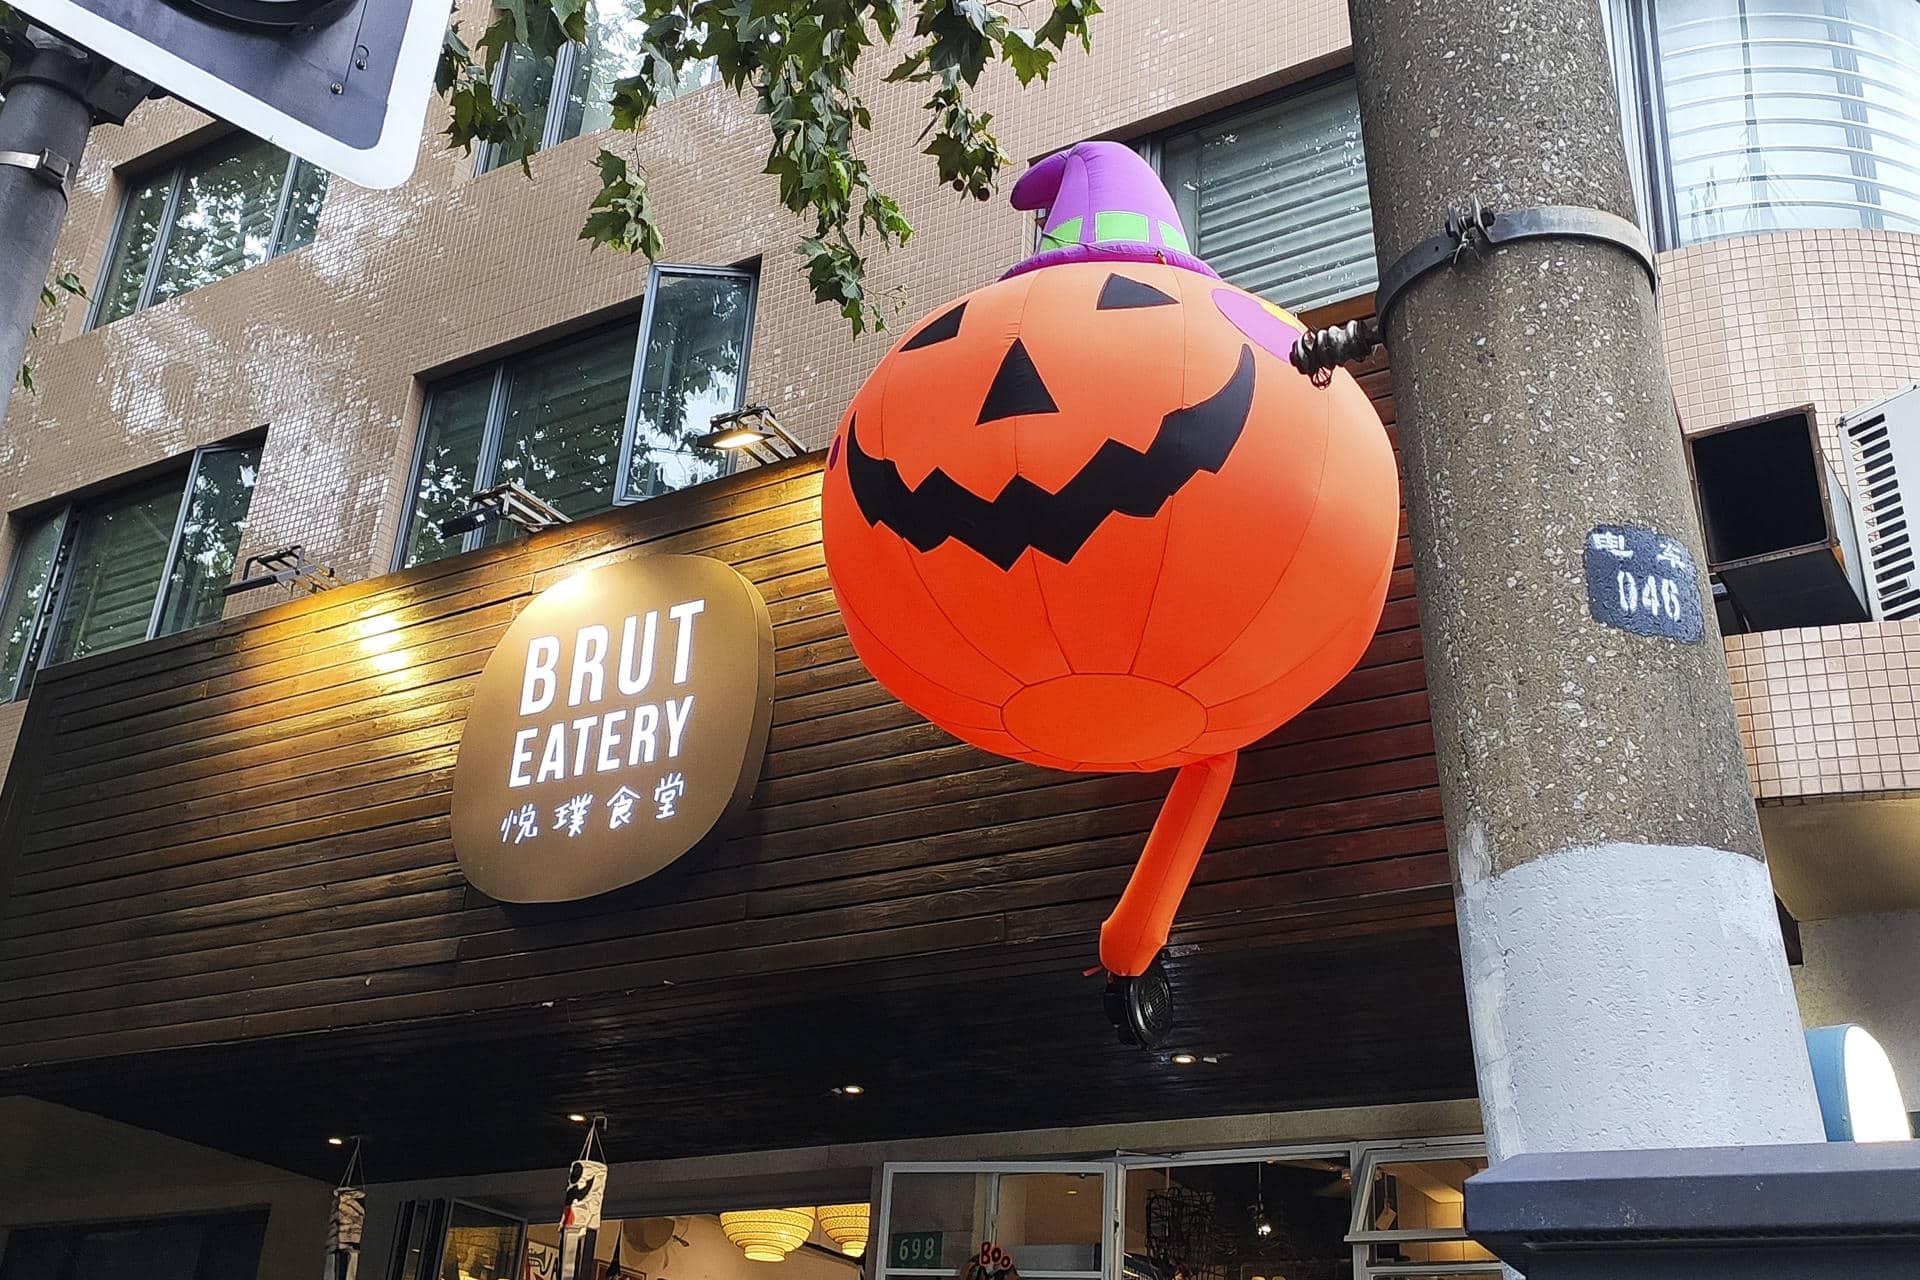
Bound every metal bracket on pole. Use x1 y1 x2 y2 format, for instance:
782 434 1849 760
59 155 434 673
2 27 157 125
0 148 72 195
1290 197 1660 381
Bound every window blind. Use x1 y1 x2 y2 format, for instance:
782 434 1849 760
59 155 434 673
494 323 639 522
47 479 184 665
1163 78 1378 315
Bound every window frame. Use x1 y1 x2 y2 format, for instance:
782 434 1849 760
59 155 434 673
1345 1139 1498 1280
475 24 723 175
1140 65 1380 316
1614 0 1684 246
0 437 263 700
0 1207 271 1280
392 261 758 571
0 506 70 705
477 38 590 174
878 1138 1494 1280
386 1197 528 1280
86 139 318 329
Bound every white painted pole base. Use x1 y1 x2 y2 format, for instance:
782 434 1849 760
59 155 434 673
1456 840 1826 1158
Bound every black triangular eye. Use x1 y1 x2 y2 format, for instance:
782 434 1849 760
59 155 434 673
977 339 1059 423
902 301 967 350
1097 275 1178 310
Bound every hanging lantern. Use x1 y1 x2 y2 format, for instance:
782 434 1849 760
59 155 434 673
558 1122 609 1280
816 1204 870 1258
323 1138 365 1280
720 1208 816 1262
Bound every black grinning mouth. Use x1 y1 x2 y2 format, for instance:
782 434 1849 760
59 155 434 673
844 344 1256 570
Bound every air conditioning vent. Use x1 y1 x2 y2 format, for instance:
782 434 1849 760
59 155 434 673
1840 385 1920 622
1685 406 1868 632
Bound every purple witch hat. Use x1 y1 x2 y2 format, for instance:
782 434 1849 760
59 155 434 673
1003 141 1218 280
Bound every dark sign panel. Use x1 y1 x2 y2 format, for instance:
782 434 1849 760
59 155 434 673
451 554 776 902
9 0 445 185
1583 523 1705 644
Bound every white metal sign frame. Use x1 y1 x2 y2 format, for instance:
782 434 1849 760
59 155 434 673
8 0 446 187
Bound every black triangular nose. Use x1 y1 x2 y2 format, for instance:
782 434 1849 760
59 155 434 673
977 339 1060 423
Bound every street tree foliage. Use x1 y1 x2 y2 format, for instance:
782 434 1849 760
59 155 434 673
437 0 1101 332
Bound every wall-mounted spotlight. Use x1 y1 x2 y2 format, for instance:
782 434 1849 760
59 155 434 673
438 481 573 540
223 544 340 597
694 406 804 468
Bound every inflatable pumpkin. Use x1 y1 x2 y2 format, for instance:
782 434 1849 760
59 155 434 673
821 142 1400 1042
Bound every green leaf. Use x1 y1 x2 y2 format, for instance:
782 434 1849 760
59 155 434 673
428 0 1101 336
997 28 1052 85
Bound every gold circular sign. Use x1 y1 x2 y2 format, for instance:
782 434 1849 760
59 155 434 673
451 554 775 902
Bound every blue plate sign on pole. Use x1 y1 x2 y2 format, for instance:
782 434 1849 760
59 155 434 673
1583 523 1706 645
5 0 446 187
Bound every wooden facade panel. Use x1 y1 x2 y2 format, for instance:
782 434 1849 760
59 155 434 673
0 367 1454 1078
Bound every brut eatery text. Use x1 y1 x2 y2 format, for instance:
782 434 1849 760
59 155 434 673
452 552 776 903
508 598 705 788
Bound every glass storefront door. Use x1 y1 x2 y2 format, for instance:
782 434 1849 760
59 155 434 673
879 1164 1115 1280
388 1199 528 1280
881 1140 1491 1280
1345 1144 1498 1280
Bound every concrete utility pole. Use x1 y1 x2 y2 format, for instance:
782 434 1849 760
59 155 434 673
0 30 145 425
1342 0 1826 1155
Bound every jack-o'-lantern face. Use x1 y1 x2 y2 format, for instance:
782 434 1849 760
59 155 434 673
821 260 1400 774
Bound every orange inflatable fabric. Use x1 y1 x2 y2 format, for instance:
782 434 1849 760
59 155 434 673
820 142 1401 987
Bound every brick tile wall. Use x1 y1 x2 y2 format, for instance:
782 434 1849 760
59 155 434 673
1661 230 1920 470
1728 624 1920 799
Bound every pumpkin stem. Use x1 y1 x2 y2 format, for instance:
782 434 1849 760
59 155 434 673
1098 751 1239 977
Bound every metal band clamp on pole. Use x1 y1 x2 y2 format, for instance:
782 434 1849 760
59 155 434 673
1291 198 1660 380
0 148 72 196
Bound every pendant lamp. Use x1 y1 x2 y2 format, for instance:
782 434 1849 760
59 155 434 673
816 1204 870 1258
720 1208 816 1262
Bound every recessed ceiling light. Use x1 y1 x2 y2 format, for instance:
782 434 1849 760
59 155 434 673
835 1083 867 1096
1171 1053 1198 1066
568 1113 588 1123
327 1136 345 1146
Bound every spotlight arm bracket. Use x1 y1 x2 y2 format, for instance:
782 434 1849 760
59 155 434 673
223 544 340 597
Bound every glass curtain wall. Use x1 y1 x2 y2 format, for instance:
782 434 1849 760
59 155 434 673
1637 0 1920 244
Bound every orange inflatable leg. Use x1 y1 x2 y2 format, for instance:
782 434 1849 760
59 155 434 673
1099 752 1238 976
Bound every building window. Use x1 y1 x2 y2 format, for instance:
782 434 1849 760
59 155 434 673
0 1210 267 1280
91 135 328 327
0 1212 270 1280
1153 74 1378 315
389 1200 527 1280
0 439 262 700
1617 0 1920 246
397 263 756 568
479 1 721 174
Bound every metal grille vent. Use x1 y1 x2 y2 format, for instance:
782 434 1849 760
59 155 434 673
1841 386 1920 622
